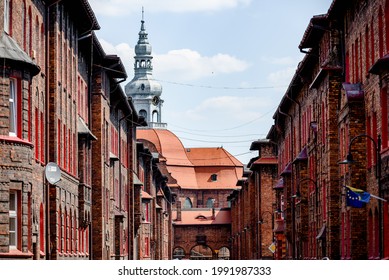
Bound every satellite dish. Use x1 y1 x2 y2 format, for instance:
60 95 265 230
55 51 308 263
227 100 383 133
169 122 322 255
45 162 61 185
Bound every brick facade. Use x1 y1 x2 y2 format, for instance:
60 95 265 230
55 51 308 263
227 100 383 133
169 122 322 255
0 0 173 260
264 0 389 260
229 140 278 259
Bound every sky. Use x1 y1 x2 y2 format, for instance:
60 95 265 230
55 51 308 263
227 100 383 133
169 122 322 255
88 0 333 165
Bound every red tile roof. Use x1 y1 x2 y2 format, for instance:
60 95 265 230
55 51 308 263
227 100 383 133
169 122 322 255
173 209 231 225
137 129 243 190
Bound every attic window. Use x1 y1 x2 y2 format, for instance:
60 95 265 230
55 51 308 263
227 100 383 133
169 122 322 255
195 215 207 220
211 174 217 181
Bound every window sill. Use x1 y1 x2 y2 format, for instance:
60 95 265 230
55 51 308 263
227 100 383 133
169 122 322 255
0 249 33 259
0 135 34 147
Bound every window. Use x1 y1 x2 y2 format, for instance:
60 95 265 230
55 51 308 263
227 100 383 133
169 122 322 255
211 174 217 181
4 0 11 34
183 197 192 209
9 79 18 136
39 204 44 253
206 198 215 208
143 202 150 222
35 108 39 159
139 110 147 119
9 191 18 249
152 110 158 122
144 237 150 257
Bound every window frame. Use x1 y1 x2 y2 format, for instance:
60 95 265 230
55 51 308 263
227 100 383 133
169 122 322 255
9 78 20 137
4 0 11 34
9 190 20 250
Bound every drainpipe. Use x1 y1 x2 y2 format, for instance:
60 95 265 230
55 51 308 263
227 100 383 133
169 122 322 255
277 107 296 259
285 90 301 152
45 0 64 261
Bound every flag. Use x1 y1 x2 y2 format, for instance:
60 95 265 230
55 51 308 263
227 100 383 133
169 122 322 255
345 186 371 208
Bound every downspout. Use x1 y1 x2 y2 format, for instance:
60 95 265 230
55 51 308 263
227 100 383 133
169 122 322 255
77 13 96 260
286 89 301 152
45 0 64 260
277 107 296 259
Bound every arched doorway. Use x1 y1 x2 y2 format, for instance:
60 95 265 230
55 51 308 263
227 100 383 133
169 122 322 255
173 247 185 260
217 246 230 259
190 245 213 260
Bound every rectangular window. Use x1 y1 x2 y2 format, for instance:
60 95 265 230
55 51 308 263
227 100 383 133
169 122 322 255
9 79 17 136
35 108 39 160
64 124 67 170
58 119 61 166
68 128 71 173
9 191 18 249
4 0 10 34
143 202 150 222
367 115 372 168
381 87 388 149
322 180 327 221
144 237 150 257
41 112 44 163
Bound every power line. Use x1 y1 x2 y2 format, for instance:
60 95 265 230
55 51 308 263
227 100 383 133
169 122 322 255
151 151 255 162
155 79 288 90
169 105 277 132
179 136 257 144
172 129 266 138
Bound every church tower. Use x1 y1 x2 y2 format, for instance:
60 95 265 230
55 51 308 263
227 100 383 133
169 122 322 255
125 11 166 129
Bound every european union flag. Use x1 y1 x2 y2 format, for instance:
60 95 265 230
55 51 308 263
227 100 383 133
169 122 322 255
345 186 371 208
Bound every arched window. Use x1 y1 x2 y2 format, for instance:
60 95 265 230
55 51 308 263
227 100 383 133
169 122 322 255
152 110 158 122
217 247 230 260
139 109 147 119
183 197 192 209
190 245 212 260
173 247 185 260
206 198 215 208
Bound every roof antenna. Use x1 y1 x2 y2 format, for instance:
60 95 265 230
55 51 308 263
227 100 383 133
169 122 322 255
142 6 144 21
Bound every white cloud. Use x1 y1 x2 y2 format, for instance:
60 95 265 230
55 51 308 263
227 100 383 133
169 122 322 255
154 49 249 81
180 95 272 122
97 40 249 81
89 0 251 16
267 66 296 88
260 56 297 66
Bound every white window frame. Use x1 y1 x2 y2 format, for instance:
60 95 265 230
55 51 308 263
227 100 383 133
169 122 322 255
9 78 17 136
143 202 150 222
4 0 10 34
9 191 18 249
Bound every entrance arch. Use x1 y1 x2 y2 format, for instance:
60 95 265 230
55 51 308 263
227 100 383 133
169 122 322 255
217 246 230 259
173 247 185 260
190 245 213 260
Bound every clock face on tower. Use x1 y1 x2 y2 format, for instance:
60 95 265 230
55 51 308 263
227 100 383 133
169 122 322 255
152 95 160 105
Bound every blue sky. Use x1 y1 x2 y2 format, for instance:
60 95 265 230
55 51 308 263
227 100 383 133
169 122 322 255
88 0 333 164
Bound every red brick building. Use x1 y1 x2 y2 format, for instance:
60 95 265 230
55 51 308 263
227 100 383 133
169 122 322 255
0 0 173 260
266 0 389 260
229 140 280 260
137 129 243 260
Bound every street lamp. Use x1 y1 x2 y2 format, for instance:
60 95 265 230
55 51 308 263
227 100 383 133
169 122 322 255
258 210 275 259
339 134 382 259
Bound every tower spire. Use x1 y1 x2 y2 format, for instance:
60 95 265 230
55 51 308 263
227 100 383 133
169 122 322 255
124 12 166 129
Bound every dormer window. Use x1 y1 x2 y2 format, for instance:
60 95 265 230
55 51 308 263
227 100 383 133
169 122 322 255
211 174 217 181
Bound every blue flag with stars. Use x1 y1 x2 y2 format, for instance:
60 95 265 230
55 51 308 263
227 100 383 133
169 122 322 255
345 186 371 208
